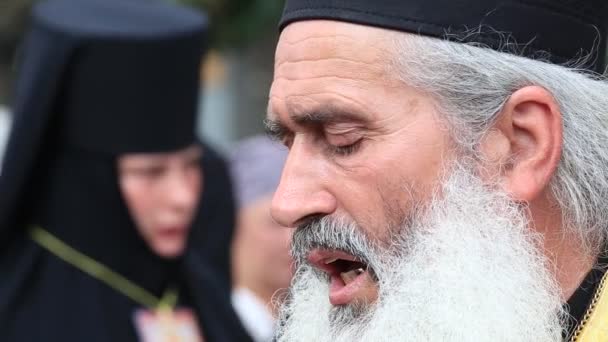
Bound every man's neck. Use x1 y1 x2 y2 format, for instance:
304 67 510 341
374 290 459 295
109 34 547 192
528 195 598 300
546 232 598 300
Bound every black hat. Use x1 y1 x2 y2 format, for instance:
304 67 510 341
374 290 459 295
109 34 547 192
280 0 608 73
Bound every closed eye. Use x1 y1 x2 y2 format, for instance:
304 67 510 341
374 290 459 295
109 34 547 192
129 166 165 177
326 138 363 156
324 127 364 156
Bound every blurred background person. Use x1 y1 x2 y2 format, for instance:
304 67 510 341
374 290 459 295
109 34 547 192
0 0 251 340
0 3 288 285
229 135 293 342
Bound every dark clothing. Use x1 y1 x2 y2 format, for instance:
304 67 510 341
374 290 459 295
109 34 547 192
191 145 237 295
3 233 250 342
565 254 608 339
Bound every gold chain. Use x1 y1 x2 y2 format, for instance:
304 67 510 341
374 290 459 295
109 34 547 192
29 226 178 311
570 266 608 341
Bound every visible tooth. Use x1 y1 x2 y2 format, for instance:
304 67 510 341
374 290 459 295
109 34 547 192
340 271 356 284
324 258 338 264
340 268 364 284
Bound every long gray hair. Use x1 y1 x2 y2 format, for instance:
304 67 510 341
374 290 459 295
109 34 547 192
390 32 608 251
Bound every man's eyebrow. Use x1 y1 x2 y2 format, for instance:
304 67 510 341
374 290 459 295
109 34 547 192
264 104 370 141
264 117 288 142
289 104 369 127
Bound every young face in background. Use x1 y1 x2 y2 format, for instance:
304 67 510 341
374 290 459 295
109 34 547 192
118 144 203 258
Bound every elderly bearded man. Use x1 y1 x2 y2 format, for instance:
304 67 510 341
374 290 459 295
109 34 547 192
265 0 608 341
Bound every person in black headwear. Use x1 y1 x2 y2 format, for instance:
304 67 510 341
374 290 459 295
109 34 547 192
267 1 608 341
229 135 292 342
0 0 252 341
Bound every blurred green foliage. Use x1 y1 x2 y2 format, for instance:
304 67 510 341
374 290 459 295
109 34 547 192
0 0 34 63
176 0 285 48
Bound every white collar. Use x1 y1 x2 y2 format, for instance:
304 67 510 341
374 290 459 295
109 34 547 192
0 106 12 175
232 287 275 342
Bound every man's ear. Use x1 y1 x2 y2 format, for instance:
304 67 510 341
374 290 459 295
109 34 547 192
479 85 563 201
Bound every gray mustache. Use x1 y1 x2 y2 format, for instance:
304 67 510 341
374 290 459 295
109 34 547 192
291 217 372 268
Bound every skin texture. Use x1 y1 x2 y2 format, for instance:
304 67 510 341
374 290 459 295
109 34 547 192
232 195 294 315
118 144 203 259
267 20 595 306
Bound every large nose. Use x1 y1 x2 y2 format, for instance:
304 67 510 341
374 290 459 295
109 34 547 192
271 138 337 228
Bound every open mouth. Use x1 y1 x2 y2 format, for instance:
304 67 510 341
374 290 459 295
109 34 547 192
308 249 377 306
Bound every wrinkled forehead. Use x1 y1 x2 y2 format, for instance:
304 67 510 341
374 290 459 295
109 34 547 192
274 20 397 74
270 21 406 122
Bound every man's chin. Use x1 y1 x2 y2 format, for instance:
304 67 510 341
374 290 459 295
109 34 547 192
303 269 379 330
329 300 374 329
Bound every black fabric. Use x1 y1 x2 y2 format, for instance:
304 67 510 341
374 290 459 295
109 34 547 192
190 144 237 295
280 0 608 73
58 35 201 154
565 254 608 339
0 0 252 340
0 24 76 246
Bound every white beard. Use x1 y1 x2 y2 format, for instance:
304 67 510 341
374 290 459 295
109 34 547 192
276 167 567 342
